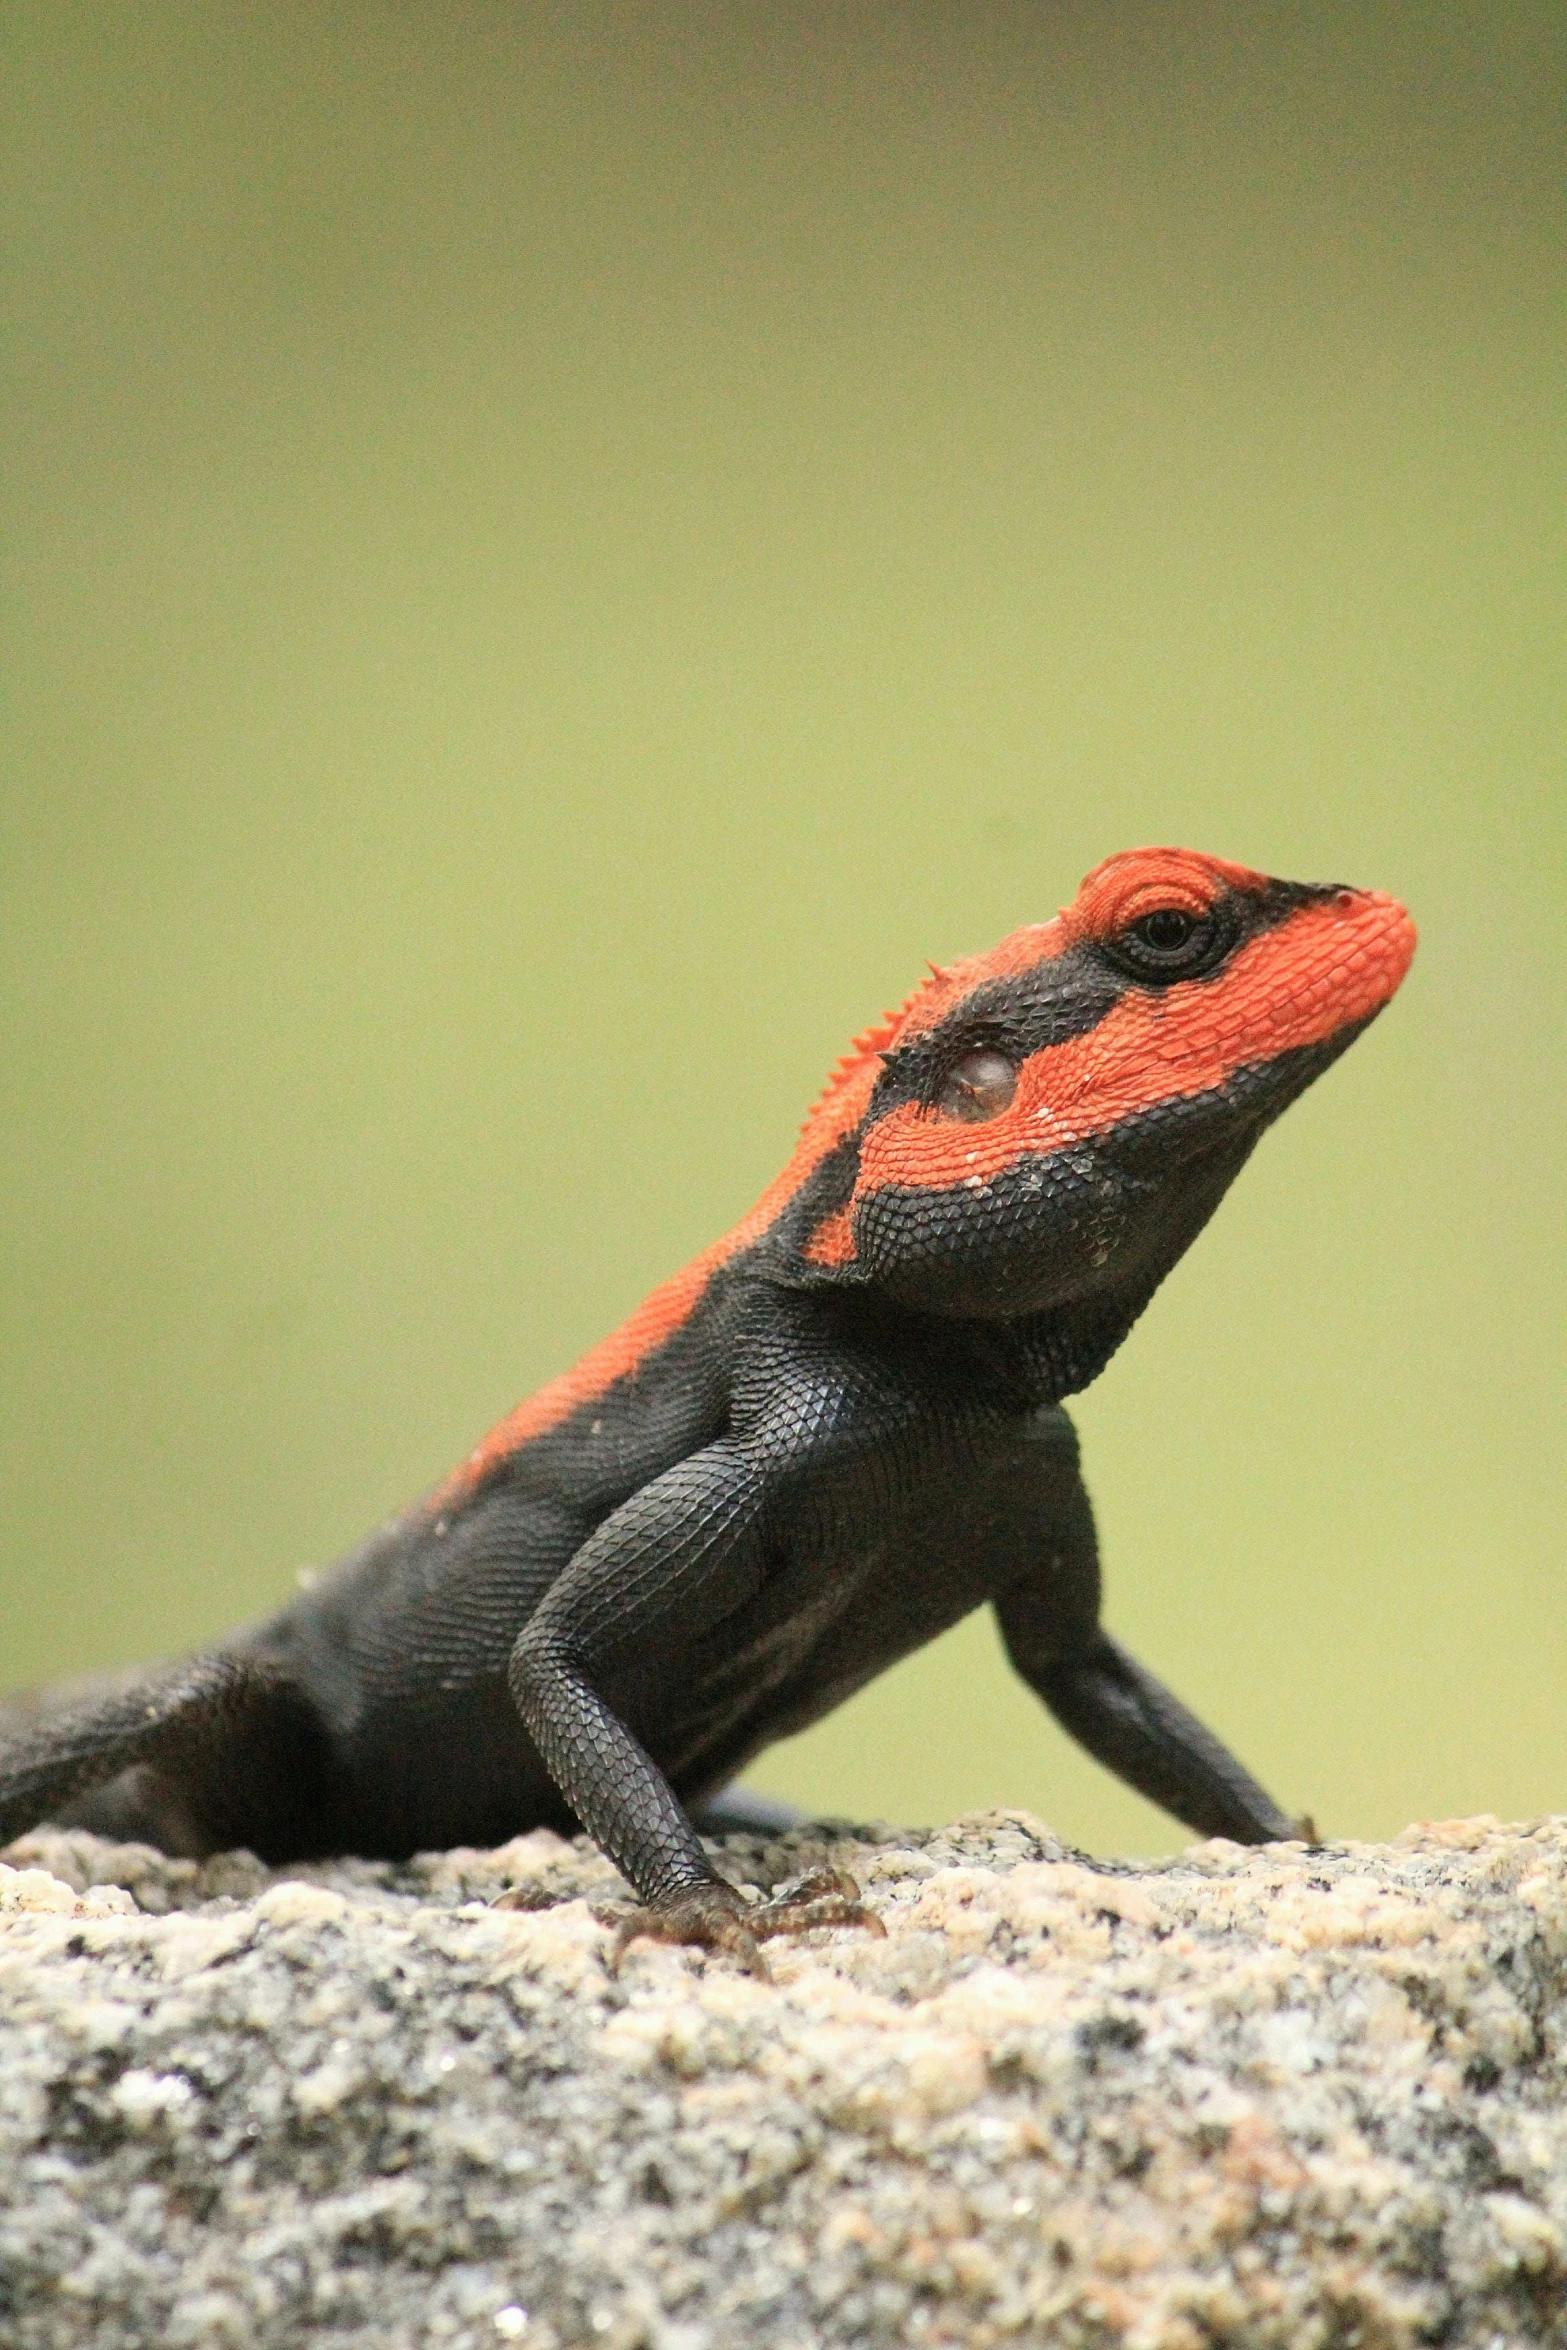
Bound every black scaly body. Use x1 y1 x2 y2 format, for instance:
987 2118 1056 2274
0 849 1416 1967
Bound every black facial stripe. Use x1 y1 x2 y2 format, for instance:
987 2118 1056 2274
872 879 1358 1130
758 1125 865 1266
1243 876 1350 927
874 947 1130 1115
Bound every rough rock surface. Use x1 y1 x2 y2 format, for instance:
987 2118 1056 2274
0 1812 1563 2350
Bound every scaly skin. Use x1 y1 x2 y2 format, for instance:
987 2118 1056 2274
0 849 1415 1966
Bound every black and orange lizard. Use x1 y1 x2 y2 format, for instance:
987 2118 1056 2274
0 849 1415 1968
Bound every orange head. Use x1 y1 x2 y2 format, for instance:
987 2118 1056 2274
779 848 1415 1330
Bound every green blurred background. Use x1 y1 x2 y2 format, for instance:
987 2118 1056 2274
3 3 1562 1856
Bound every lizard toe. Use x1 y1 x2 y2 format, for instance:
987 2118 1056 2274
599 1881 772 1978
750 1864 887 1944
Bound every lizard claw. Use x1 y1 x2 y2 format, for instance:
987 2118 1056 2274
491 1880 562 1912
599 1865 884 1976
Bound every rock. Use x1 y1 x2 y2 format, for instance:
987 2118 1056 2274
0 1811 1563 2348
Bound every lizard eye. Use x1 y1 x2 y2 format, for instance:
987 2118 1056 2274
936 1048 1017 1123
1106 900 1234 983
1136 908 1196 952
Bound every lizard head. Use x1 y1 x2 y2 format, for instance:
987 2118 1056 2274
794 848 1415 1338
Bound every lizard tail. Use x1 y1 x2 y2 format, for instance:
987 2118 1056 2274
0 1655 332 1860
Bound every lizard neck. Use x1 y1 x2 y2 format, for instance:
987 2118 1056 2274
1013 1291 1149 1404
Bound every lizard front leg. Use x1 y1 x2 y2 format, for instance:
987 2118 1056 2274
994 1435 1302 1845
1016 1624 1303 1844
504 1439 881 1973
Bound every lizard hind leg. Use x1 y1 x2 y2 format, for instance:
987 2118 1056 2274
0 1653 334 1861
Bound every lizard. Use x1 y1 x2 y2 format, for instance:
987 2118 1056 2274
0 847 1415 1972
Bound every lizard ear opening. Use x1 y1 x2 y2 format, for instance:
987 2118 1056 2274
934 1049 1017 1123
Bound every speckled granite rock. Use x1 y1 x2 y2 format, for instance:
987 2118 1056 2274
0 1812 1562 2350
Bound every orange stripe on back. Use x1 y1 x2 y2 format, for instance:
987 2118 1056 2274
433 1001 907 1504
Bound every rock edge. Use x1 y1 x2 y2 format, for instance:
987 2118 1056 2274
1 1812 1563 2349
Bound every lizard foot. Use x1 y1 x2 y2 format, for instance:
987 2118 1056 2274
600 1866 885 1979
